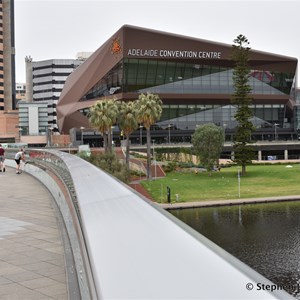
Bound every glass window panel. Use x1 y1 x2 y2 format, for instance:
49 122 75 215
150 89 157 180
264 109 272 121
169 105 178 119
178 105 187 118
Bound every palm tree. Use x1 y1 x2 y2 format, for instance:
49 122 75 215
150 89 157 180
136 93 162 180
118 101 139 168
88 98 118 152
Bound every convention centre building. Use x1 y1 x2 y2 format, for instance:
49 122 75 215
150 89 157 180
57 25 298 146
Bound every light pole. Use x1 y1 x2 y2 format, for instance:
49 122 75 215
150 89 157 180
80 126 85 145
111 126 115 150
168 124 171 144
152 139 157 180
140 125 143 145
223 123 227 143
237 167 241 198
48 127 54 147
274 123 279 141
18 127 22 143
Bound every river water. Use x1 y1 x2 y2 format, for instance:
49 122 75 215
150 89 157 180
170 201 300 298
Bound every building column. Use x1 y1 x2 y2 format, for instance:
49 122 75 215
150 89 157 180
231 151 234 161
284 149 288 160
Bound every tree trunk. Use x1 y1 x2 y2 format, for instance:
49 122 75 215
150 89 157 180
242 164 246 176
125 135 130 168
146 127 152 180
103 133 108 152
107 130 112 153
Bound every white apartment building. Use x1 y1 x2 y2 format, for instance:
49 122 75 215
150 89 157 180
26 56 90 130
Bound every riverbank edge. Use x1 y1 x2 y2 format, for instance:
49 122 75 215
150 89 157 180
159 195 300 210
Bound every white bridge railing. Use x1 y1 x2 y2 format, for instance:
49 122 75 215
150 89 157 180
6 149 291 299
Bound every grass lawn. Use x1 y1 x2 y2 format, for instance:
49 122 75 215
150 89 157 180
141 164 300 203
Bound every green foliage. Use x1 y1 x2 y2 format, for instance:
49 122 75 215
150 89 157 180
117 101 139 137
79 152 130 183
135 93 163 180
231 34 256 175
154 147 193 162
135 93 163 129
118 101 139 167
162 161 177 173
130 152 147 159
88 98 118 152
192 123 224 174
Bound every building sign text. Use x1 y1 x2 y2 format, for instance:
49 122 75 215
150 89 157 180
127 49 221 59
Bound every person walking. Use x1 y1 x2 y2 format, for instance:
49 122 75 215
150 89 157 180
15 148 25 174
0 144 5 172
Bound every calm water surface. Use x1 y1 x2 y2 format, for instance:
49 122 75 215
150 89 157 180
170 201 300 298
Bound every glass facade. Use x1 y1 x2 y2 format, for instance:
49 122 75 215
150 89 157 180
157 103 285 131
123 59 293 96
81 58 296 138
82 58 294 98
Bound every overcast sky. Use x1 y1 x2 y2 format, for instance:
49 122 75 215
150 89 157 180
15 0 300 84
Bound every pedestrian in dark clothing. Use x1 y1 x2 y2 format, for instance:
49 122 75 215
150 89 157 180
167 186 171 203
0 144 5 172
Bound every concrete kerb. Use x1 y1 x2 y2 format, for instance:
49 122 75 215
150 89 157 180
160 195 300 210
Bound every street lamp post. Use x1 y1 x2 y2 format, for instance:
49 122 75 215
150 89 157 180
237 167 241 198
111 126 115 150
274 123 279 141
18 127 22 143
168 124 171 144
152 139 157 180
223 123 227 143
80 126 85 145
140 125 143 145
48 127 54 147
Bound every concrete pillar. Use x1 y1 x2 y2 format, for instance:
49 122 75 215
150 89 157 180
25 56 33 102
284 149 288 160
258 150 262 161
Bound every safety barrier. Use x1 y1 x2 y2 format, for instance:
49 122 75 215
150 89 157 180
5 149 291 299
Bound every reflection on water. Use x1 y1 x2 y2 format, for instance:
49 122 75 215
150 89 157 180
170 202 300 298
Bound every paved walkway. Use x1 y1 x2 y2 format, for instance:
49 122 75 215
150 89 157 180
0 167 68 299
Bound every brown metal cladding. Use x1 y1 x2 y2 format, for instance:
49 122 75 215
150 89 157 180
57 25 298 133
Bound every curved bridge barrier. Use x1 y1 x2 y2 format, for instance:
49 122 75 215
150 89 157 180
4 149 291 299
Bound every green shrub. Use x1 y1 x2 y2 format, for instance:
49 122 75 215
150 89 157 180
79 152 130 183
162 161 177 173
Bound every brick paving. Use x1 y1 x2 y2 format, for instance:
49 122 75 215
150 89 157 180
0 167 69 299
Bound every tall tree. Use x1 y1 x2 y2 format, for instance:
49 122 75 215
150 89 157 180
118 101 139 168
88 98 118 153
192 123 224 176
231 34 255 176
136 93 163 180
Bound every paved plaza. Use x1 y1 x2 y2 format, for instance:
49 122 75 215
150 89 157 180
0 167 68 299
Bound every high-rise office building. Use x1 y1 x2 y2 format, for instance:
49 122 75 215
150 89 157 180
25 55 90 130
0 0 16 111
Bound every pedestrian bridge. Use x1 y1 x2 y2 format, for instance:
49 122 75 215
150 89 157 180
4 149 291 299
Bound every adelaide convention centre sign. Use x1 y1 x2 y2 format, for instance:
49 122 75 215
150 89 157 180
127 48 221 59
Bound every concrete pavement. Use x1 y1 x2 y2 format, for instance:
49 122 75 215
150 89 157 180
0 166 69 299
